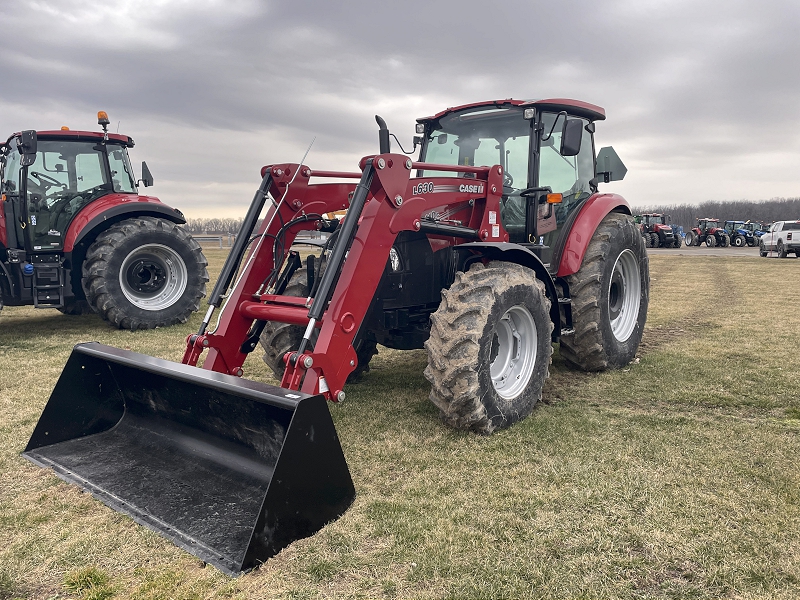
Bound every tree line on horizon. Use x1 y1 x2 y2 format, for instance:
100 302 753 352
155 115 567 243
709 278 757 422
183 198 800 235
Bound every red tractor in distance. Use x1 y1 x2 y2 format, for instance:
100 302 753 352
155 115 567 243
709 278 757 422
638 213 680 248
684 218 729 247
0 112 208 328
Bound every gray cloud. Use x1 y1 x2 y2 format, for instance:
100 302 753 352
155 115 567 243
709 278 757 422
2 0 799 216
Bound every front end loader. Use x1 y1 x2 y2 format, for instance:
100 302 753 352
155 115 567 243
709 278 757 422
23 99 648 575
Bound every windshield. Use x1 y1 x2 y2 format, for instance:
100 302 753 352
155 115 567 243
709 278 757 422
421 107 531 193
2 139 137 248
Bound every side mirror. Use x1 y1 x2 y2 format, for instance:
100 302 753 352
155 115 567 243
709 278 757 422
140 161 154 187
18 130 37 167
560 119 583 157
595 146 627 182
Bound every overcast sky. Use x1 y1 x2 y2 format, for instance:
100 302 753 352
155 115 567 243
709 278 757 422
2 0 799 218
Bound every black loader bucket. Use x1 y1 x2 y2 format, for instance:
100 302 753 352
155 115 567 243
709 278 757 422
23 342 355 576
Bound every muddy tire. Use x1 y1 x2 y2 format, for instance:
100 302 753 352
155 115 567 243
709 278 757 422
424 261 553 435
82 217 209 330
259 260 377 382
57 298 92 315
560 213 649 371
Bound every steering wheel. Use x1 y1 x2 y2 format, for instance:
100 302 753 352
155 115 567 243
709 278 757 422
30 171 66 193
503 171 514 187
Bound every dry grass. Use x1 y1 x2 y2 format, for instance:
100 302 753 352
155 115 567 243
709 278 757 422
1 249 799 599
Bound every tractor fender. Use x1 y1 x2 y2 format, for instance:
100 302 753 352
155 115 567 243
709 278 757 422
63 194 186 253
556 193 631 277
453 242 562 337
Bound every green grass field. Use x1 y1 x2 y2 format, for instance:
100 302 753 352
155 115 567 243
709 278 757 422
1 250 799 600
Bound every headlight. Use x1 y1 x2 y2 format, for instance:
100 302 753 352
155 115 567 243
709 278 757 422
389 247 402 272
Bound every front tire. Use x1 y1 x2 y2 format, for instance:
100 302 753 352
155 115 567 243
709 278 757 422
424 262 553 435
732 235 744 247
760 242 768 257
673 235 682 248
82 217 209 330
560 213 649 371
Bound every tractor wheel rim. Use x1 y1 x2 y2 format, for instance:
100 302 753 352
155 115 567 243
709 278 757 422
608 249 641 343
489 305 537 400
119 243 188 310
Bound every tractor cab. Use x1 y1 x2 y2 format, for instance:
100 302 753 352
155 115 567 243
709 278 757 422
743 221 767 236
417 99 626 268
698 218 719 232
1 117 150 255
642 213 666 226
724 220 744 235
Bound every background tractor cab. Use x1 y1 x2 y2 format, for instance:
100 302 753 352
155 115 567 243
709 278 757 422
0 112 207 328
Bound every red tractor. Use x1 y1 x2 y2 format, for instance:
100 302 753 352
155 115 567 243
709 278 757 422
638 213 680 248
25 99 649 575
684 218 729 247
0 112 208 328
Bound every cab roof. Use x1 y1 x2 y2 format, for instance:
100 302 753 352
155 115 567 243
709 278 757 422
417 98 606 124
6 130 134 147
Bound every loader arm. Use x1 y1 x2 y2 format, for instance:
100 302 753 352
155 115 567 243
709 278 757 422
184 154 506 400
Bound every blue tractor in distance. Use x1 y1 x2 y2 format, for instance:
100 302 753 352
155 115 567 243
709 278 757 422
724 220 767 247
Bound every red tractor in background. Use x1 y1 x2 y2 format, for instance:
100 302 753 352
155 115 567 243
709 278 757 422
684 217 729 247
638 213 680 248
0 112 208 328
25 99 650 575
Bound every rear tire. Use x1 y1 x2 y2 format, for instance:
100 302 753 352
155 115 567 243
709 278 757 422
684 231 695 246
424 261 553 435
259 260 378 382
721 234 729 247
82 217 208 330
650 233 659 248
778 241 788 258
560 213 649 371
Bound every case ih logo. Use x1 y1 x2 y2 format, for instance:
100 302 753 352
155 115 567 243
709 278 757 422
459 183 484 194
411 181 485 195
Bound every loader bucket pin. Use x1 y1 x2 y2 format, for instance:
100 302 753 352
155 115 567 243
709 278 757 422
23 342 355 576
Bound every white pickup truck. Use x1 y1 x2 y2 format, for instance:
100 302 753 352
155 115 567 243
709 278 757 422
759 220 800 258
